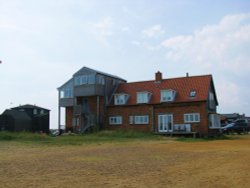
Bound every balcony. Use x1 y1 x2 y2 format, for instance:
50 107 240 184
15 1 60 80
173 124 191 132
59 98 74 107
74 84 105 97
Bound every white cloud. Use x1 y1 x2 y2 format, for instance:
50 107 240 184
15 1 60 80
143 24 165 38
161 13 250 114
162 13 250 72
89 17 114 44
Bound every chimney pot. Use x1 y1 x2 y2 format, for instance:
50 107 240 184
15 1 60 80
186 72 189 77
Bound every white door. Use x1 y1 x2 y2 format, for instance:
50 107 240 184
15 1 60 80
158 114 173 132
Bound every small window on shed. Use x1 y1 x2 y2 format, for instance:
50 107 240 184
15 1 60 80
33 109 37 115
189 90 196 97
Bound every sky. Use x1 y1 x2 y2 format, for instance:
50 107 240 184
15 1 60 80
0 0 250 129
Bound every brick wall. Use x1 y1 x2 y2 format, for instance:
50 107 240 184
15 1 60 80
65 107 73 131
107 105 152 132
65 96 105 131
107 101 212 135
153 102 209 135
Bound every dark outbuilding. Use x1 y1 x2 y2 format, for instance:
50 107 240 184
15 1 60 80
0 104 50 133
0 109 32 131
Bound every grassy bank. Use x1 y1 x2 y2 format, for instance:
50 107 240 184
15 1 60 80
0 130 235 146
0 130 161 145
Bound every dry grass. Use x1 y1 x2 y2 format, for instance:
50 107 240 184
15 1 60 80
1 135 250 188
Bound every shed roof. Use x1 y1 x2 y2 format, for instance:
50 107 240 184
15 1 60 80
2 110 32 120
12 104 50 111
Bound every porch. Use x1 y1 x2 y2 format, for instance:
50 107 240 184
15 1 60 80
156 131 198 138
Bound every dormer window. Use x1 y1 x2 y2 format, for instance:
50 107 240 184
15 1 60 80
189 90 196 98
137 92 152 104
161 90 176 102
114 94 129 105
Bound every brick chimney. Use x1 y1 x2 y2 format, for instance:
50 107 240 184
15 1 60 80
155 71 162 82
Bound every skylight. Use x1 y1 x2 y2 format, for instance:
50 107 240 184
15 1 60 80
189 90 196 97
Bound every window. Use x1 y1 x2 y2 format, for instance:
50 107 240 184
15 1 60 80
189 90 196 97
40 109 44 114
184 113 200 123
209 91 216 109
88 75 95 84
96 75 105 85
134 115 149 124
33 109 37 115
161 90 176 102
60 80 73 98
62 87 73 98
114 94 129 105
209 114 221 128
137 92 151 104
109 116 122 125
81 75 88 84
74 76 81 85
74 75 96 85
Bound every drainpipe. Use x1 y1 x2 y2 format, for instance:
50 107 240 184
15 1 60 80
97 96 100 127
151 106 155 132
58 90 61 131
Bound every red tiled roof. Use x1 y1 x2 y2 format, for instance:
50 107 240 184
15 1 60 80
113 75 214 105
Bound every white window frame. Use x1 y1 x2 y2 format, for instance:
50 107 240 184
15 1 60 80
137 92 151 104
109 116 122 125
114 94 128 105
161 90 176 102
184 113 200 123
134 115 149 124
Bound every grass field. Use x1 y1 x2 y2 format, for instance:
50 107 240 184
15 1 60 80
0 131 250 188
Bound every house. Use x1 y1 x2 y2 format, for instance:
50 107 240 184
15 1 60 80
58 67 221 136
0 109 32 132
107 71 221 137
0 104 50 133
57 67 126 132
11 104 50 133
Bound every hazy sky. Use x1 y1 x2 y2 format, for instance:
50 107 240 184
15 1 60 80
1 0 250 129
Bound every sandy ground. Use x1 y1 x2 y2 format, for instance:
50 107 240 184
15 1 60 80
1 135 250 188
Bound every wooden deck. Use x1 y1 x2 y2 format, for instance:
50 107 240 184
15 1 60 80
156 131 198 138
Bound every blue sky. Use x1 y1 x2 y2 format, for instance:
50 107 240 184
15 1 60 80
0 0 250 128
